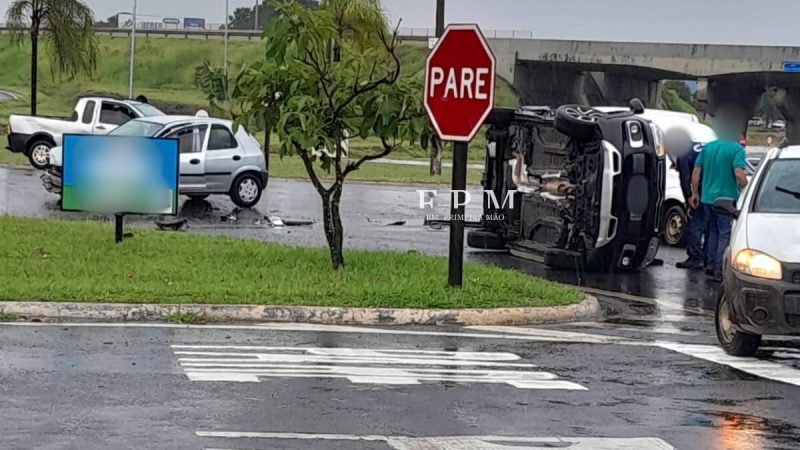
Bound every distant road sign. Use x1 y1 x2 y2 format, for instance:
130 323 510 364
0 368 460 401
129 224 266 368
183 17 206 29
783 62 800 73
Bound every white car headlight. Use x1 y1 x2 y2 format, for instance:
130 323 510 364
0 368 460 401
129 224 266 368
733 249 783 280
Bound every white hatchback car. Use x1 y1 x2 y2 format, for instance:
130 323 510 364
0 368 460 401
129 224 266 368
44 116 268 208
714 145 800 356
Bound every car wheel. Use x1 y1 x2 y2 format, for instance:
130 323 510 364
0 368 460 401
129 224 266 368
716 289 762 356
230 173 263 208
27 140 52 170
188 194 209 201
663 204 687 247
555 105 604 142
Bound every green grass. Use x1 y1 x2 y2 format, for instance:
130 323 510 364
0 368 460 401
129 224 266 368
0 35 497 181
0 35 516 166
0 133 482 185
0 311 17 322
661 88 698 116
0 216 582 308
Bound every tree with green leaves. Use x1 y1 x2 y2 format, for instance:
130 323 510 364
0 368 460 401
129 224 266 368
228 7 257 30
95 14 119 29
5 0 98 115
235 0 431 270
194 59 279 179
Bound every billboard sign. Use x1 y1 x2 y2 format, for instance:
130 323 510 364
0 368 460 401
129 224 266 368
62 135 179 215
183 17 207 29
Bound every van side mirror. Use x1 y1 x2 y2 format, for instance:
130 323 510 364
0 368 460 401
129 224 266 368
713 198 739 219
629 98 645 114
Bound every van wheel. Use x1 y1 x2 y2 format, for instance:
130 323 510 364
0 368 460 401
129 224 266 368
230 173 263 208
555 105 604 142
663 204 687 247
27 140 52 170
716 289 761 356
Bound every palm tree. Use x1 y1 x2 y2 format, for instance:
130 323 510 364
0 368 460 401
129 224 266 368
5 0 98 115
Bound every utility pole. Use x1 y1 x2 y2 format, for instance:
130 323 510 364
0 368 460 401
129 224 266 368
128 0 137 99
254 0 259 31
224 0 230 77
430 0 446 176
435 0 445 37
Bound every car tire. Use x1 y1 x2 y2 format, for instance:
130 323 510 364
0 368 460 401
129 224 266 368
555 105 603 142
716 289 762 356
27 140 52 170
663 204 687 248
188 194 209 201
229 173 263 208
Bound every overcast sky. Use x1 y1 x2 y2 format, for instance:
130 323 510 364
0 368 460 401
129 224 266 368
1 0 798 45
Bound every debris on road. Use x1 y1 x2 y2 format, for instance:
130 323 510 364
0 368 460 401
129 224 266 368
155 218 188 231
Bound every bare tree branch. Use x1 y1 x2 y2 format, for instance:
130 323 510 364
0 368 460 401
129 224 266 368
343 137 397 177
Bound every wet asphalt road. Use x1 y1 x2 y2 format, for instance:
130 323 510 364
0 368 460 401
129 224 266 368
2 321 800 450
4 166 800 449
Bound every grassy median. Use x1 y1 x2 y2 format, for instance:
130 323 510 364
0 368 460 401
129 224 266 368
0 216 582 308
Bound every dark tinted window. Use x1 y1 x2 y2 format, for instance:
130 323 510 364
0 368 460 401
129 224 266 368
167 125 208 154
81 101 96 124
207 124 238 150
100 102 137 126
753 159 800 214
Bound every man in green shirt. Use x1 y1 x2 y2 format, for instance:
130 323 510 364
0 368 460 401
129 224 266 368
689 130 749 281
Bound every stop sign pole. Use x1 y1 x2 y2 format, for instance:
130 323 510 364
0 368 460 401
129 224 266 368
424 24 496 287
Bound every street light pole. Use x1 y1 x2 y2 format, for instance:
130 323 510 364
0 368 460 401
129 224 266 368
254 0 259 31
128 0 137 98
224 0 230 77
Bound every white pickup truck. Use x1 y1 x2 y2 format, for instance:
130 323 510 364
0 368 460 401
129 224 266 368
5 97 164 169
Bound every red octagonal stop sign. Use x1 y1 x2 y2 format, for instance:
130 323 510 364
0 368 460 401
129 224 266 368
424 24 496 142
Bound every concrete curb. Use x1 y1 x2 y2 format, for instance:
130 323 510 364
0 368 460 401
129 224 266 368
0 296 600 326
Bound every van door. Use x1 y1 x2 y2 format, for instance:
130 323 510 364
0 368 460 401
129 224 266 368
164 124 209 193
203 124 242 192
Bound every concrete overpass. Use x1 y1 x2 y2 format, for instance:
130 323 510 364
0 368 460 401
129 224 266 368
14 27 800 141
488 38 800 141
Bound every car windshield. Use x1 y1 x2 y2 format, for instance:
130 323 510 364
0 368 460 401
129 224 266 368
131 103 165 117
108 120 164 137
753 159 800 214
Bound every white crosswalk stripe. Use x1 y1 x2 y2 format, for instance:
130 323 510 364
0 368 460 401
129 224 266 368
656 342 800 386
196 431 675 449
172 345 587 389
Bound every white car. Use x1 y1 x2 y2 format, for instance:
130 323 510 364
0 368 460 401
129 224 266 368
714 145 800 356
6 97 164 169
44 115 268 208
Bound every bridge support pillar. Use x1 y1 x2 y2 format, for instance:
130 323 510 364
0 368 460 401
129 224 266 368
513 63 589 106
773 88 800 145
707 79 763 137
595 74 663 109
